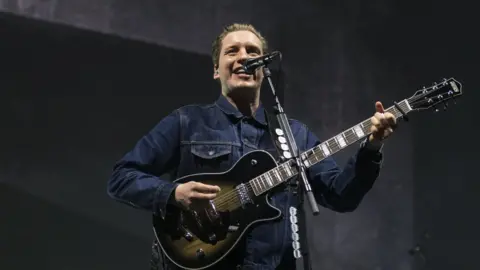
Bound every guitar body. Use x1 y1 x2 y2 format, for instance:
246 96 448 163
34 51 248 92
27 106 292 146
153 150 282 270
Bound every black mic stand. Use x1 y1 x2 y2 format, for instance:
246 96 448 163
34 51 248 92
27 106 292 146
262 64 320 270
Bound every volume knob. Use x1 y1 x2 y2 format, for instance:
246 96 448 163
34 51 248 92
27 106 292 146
196 248 205 259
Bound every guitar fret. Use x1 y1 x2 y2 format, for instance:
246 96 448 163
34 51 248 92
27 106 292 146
353 125 365 138
344 129 354 144
265 173 273 187
303 158 311 167
283 164 294 177
252 178 258 193
273 169 281 183
320 143 330 156
330 139 340 151
252 178 260 195
263 175 269 189
327 139 335 151
258 176 265 191
338 134 347 148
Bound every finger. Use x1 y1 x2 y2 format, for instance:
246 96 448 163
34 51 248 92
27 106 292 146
193 183 220 193
191 191 218 200
374 112 388 127
375 101 385 113
193 182 221 193
370 118 380 134
385 113 397 129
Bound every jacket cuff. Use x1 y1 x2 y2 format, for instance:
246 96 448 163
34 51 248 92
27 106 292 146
153 181 179 219
361 137 384 152
359 138 383 165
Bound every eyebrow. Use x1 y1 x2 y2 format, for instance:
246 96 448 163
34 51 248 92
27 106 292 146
224 42 262 51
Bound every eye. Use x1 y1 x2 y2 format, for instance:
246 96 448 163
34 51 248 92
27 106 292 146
225 47 238 55
247 46 261 56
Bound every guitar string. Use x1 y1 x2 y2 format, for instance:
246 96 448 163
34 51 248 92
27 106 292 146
212 102 411 209
212 164 292 209
213 165 292 210
212 165 283 208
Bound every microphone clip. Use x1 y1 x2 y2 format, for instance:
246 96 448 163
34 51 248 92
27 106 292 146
242 51 281 74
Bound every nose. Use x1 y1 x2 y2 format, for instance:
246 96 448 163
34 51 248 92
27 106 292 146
237 48 250 63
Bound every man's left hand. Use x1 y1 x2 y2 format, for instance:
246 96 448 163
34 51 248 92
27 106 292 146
369 101 397 143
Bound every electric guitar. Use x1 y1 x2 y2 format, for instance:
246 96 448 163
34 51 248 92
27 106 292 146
152 78 463 270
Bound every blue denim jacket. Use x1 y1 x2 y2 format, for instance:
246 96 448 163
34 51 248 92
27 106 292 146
107 95 383 270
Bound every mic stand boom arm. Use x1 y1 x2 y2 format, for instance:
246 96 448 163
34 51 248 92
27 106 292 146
262 65 319 270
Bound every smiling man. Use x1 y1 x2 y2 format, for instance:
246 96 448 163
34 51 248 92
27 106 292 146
107 23 397 270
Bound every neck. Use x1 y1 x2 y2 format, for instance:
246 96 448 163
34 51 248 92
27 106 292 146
223 88 260 116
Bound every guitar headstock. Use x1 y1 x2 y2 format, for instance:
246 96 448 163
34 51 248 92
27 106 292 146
408 78 463 112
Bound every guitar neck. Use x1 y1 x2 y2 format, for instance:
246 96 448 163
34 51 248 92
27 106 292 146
249 99 412 196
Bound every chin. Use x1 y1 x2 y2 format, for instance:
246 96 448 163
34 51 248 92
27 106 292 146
231 85 258 92
230 81 258 89
227 84 258 97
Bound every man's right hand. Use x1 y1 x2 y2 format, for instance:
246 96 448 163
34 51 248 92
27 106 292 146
174 181 221 209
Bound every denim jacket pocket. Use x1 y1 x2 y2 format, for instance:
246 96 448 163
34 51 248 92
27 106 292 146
187 142 234 173
190 143 232 159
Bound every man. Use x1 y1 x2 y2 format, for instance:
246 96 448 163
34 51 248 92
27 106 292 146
107 23 396 270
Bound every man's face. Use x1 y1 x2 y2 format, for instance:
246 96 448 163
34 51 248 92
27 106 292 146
214 30 264 95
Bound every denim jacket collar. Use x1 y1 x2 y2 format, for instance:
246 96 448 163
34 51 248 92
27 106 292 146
215 94 267 126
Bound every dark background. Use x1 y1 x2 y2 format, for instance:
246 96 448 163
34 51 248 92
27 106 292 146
0 0 477 269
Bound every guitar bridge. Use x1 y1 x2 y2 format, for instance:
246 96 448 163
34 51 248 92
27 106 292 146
236 183 253 208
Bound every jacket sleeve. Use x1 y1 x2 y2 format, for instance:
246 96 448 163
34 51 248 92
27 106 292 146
306 128 383 212
107 109 181 219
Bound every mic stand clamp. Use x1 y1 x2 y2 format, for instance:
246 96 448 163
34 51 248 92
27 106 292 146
262 65 319 270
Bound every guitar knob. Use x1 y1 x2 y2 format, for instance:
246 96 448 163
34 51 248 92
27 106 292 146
208 233 217 243
196 248 205 259
184 231 194 241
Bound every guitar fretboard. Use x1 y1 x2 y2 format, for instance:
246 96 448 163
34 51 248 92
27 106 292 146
248 99 412 196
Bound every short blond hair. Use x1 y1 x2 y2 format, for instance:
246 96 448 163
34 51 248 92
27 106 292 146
211 23 268 68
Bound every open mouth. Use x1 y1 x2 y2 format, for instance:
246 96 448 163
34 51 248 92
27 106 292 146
232 67 253 77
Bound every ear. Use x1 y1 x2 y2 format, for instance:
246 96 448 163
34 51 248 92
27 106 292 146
213 66 219 80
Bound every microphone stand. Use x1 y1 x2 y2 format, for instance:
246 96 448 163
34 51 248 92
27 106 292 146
262 65 319 270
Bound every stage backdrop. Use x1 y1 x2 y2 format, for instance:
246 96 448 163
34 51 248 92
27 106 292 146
0 0 476 269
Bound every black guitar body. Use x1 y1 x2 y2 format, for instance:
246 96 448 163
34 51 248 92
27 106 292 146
152 150 282 270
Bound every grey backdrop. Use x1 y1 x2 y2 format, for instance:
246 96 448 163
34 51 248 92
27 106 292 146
1 0 477 269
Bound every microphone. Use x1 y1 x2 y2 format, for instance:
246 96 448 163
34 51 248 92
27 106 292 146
243 51 281 74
